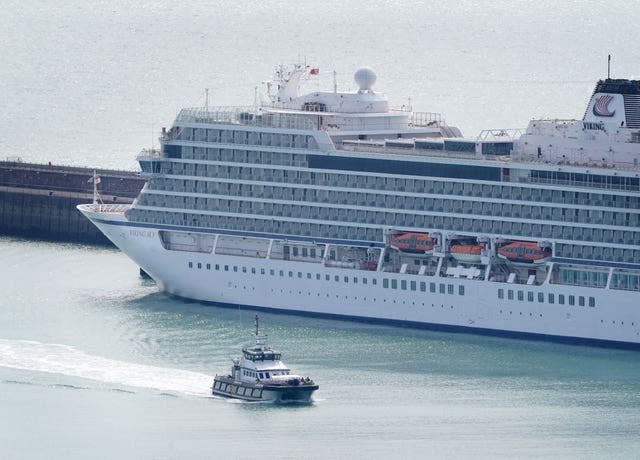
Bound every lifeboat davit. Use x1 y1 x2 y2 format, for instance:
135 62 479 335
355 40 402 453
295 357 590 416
497 241 551 266
390 232 436 254
450 243 485 264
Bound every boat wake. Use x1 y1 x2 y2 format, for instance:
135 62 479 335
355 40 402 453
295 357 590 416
0 339 213 396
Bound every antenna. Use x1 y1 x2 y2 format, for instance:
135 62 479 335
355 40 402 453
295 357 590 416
333 70 337 93
205 88 209 110
607 54 611 79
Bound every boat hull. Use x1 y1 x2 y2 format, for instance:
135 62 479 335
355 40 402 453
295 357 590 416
212 376 318 403
77 209 640 349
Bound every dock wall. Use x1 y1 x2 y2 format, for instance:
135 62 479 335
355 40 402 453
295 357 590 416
0 161 145 246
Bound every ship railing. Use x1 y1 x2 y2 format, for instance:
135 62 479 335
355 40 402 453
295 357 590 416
175 107 316 131
408 111 443 127
89 203 130 213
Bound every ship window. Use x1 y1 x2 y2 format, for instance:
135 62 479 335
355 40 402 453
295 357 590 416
302 248 308 257
420 282 426 292
508 290 514 300
206 263 211 270
569 295 575 306
251 267 256 274
354 277 358 284
335 276 339 282
279 270 284 276
259 373 264 379
448 284 454 295
310 248 316 258
215 264 220 270
589 297 595 307
307 273 312 279
559 294 565 305
578 296 585 307
325 274 330 281
383 279 389 288
287 271 293 277
410 281 416 291
344 276 349 283
298 272 302 278
234 266 238 272
538 292 544 303
517 291 524 301
391 279 398 289
363 278 368 285
242 266 246 273
527 291 533 302
293 247 298 256
498 289 504 299
430 283 436 293
401 280 407 290
548 293 555 304
372 279 377 285
269 269 274 275
188 262 193 268
459 285 465 296
439 284 445 294
316 273 321 280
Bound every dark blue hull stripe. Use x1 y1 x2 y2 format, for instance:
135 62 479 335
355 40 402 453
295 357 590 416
169 295 640 351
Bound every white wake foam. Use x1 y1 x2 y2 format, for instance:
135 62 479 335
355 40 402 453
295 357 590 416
0 339 213 396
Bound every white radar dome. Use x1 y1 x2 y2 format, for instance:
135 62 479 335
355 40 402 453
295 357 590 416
354 67 376 91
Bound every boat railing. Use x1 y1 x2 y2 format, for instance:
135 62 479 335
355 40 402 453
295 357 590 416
87 203 130 213
408 111 443 127
175 107 316 131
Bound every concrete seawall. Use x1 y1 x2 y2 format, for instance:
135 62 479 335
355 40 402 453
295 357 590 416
0 161 145 246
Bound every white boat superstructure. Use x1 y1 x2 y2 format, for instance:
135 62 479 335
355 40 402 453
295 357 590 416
79 64 640 349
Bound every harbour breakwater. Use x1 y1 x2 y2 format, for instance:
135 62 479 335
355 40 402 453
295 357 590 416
0 160 145 245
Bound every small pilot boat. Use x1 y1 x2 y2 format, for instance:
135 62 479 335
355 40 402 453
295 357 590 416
212 316 318 403
390 232 436 254
497 241 552 266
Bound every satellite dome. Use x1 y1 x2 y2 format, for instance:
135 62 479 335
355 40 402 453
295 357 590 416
354 67 376 91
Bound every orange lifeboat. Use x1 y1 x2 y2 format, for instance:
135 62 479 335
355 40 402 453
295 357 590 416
390 232 436 254
450 243 485 263
497 242 551 265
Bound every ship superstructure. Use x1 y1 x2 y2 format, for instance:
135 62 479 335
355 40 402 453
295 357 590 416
79 64 640 348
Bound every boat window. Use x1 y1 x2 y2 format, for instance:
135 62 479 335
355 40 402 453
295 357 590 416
372 279 377 285
383 279 389 288
344 276 349 283
439 284 445 294
430 283 436 293
538 293 544 303
569 295 575 306
259 373 264 379
508 290 514 300
498 289 504 299
517 291 524 301
410 281 416 291
188 262 193 268
448 284 454 295
548 293 555 304
559 294 565 305
578 296 585 307
420 282 426 292
298 272 303 278
266 373 270 378
391 279 398 289
459 285 465 296
527 292 534 302
401 280 407 290
589 297 596 308
279 270 284 276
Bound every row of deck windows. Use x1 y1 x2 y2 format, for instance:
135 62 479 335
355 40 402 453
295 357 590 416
497 288 596 307
129 208 640 263
140 186 640 241
176 129 318 151
186 261 469 295
155 150 640 210
185 260 604 308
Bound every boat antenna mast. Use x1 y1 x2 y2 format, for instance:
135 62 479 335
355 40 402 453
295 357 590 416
607 54 611 79
253 315 267 350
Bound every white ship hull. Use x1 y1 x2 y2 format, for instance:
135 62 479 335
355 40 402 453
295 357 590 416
80 208 640 349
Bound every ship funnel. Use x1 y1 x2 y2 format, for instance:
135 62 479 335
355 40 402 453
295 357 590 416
583 79 640 128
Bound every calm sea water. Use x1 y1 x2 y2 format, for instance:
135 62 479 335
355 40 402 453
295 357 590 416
2 1 640 458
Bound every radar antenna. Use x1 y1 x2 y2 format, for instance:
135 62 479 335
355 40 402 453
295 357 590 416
608 54 611 79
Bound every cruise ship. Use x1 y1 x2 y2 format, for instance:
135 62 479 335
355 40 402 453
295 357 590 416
78 64 640 349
